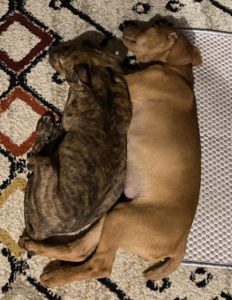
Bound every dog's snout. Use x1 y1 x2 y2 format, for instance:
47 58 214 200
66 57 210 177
49 45 60 58
119 20 138 32
125 21 138 28
119 22 125 32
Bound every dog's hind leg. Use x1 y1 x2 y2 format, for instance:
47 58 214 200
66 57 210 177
24 156 62 240
39 207 124 287
19 217 104 262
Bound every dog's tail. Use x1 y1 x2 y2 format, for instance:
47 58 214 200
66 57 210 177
143 253 185 281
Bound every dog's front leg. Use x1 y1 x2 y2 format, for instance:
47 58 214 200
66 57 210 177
32 114 55 154
31 114 64 155
40 251 114 287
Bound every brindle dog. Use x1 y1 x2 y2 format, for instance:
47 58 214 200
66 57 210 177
22 46 131 241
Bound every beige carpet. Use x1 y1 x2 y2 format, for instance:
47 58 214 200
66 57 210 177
0 0 232 299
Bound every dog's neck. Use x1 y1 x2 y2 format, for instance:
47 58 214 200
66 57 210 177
165 64 194 86
125 60 194 86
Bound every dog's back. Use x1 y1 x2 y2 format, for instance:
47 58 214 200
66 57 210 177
24 64 132 240
58 65 132 231
125 63 200 204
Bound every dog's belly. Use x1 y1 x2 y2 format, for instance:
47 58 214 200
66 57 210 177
124 91 200 205
124 160 144 199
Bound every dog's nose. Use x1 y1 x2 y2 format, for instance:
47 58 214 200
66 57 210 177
49 45 60 57
119 20 138 32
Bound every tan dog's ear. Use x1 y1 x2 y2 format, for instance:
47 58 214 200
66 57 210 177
192 47 202 66
168 32 178 41
167 33 202 66
160 31 178 62
127 28 179 63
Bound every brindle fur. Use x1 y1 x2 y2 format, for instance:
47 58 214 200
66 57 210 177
24 59 131 240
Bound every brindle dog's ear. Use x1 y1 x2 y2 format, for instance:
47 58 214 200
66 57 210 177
73 64 92 87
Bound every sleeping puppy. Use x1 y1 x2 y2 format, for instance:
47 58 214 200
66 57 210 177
48 30 127 74
21 58 131 241
19 24 201 286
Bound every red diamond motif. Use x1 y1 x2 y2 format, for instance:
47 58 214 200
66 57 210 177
0 12 54 72
0 87 49 156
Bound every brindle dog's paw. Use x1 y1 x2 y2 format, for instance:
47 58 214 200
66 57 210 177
31 114 55 155
32 114 64 156
50 120 64 139
36 114 54 139
27 155 36 171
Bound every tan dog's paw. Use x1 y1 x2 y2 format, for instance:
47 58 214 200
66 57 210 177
43 260 61 272
18 237 55 258
40 262 73 288
18 235 31 250
143 270 158 281
18 235 36 256
18 238 76 260
19 237 37 253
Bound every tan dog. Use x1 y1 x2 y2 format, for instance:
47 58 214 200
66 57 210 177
19 24 202 287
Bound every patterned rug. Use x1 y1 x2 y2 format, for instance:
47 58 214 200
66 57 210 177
0 0 232 299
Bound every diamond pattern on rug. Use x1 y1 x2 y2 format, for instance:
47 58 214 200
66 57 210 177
24 0 92 41
0 184 24 241
0 97 39 145
26 56 68 111
0 153 10 189
0 68 10 97
0 13 54 72
0 1 9 20
0 87 48 156
0 227 23 258
0 176 26 259
3 279 46 300
0 21 40 62
0 248 11 291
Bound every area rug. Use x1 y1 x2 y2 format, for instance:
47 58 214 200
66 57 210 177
0 0 232 299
